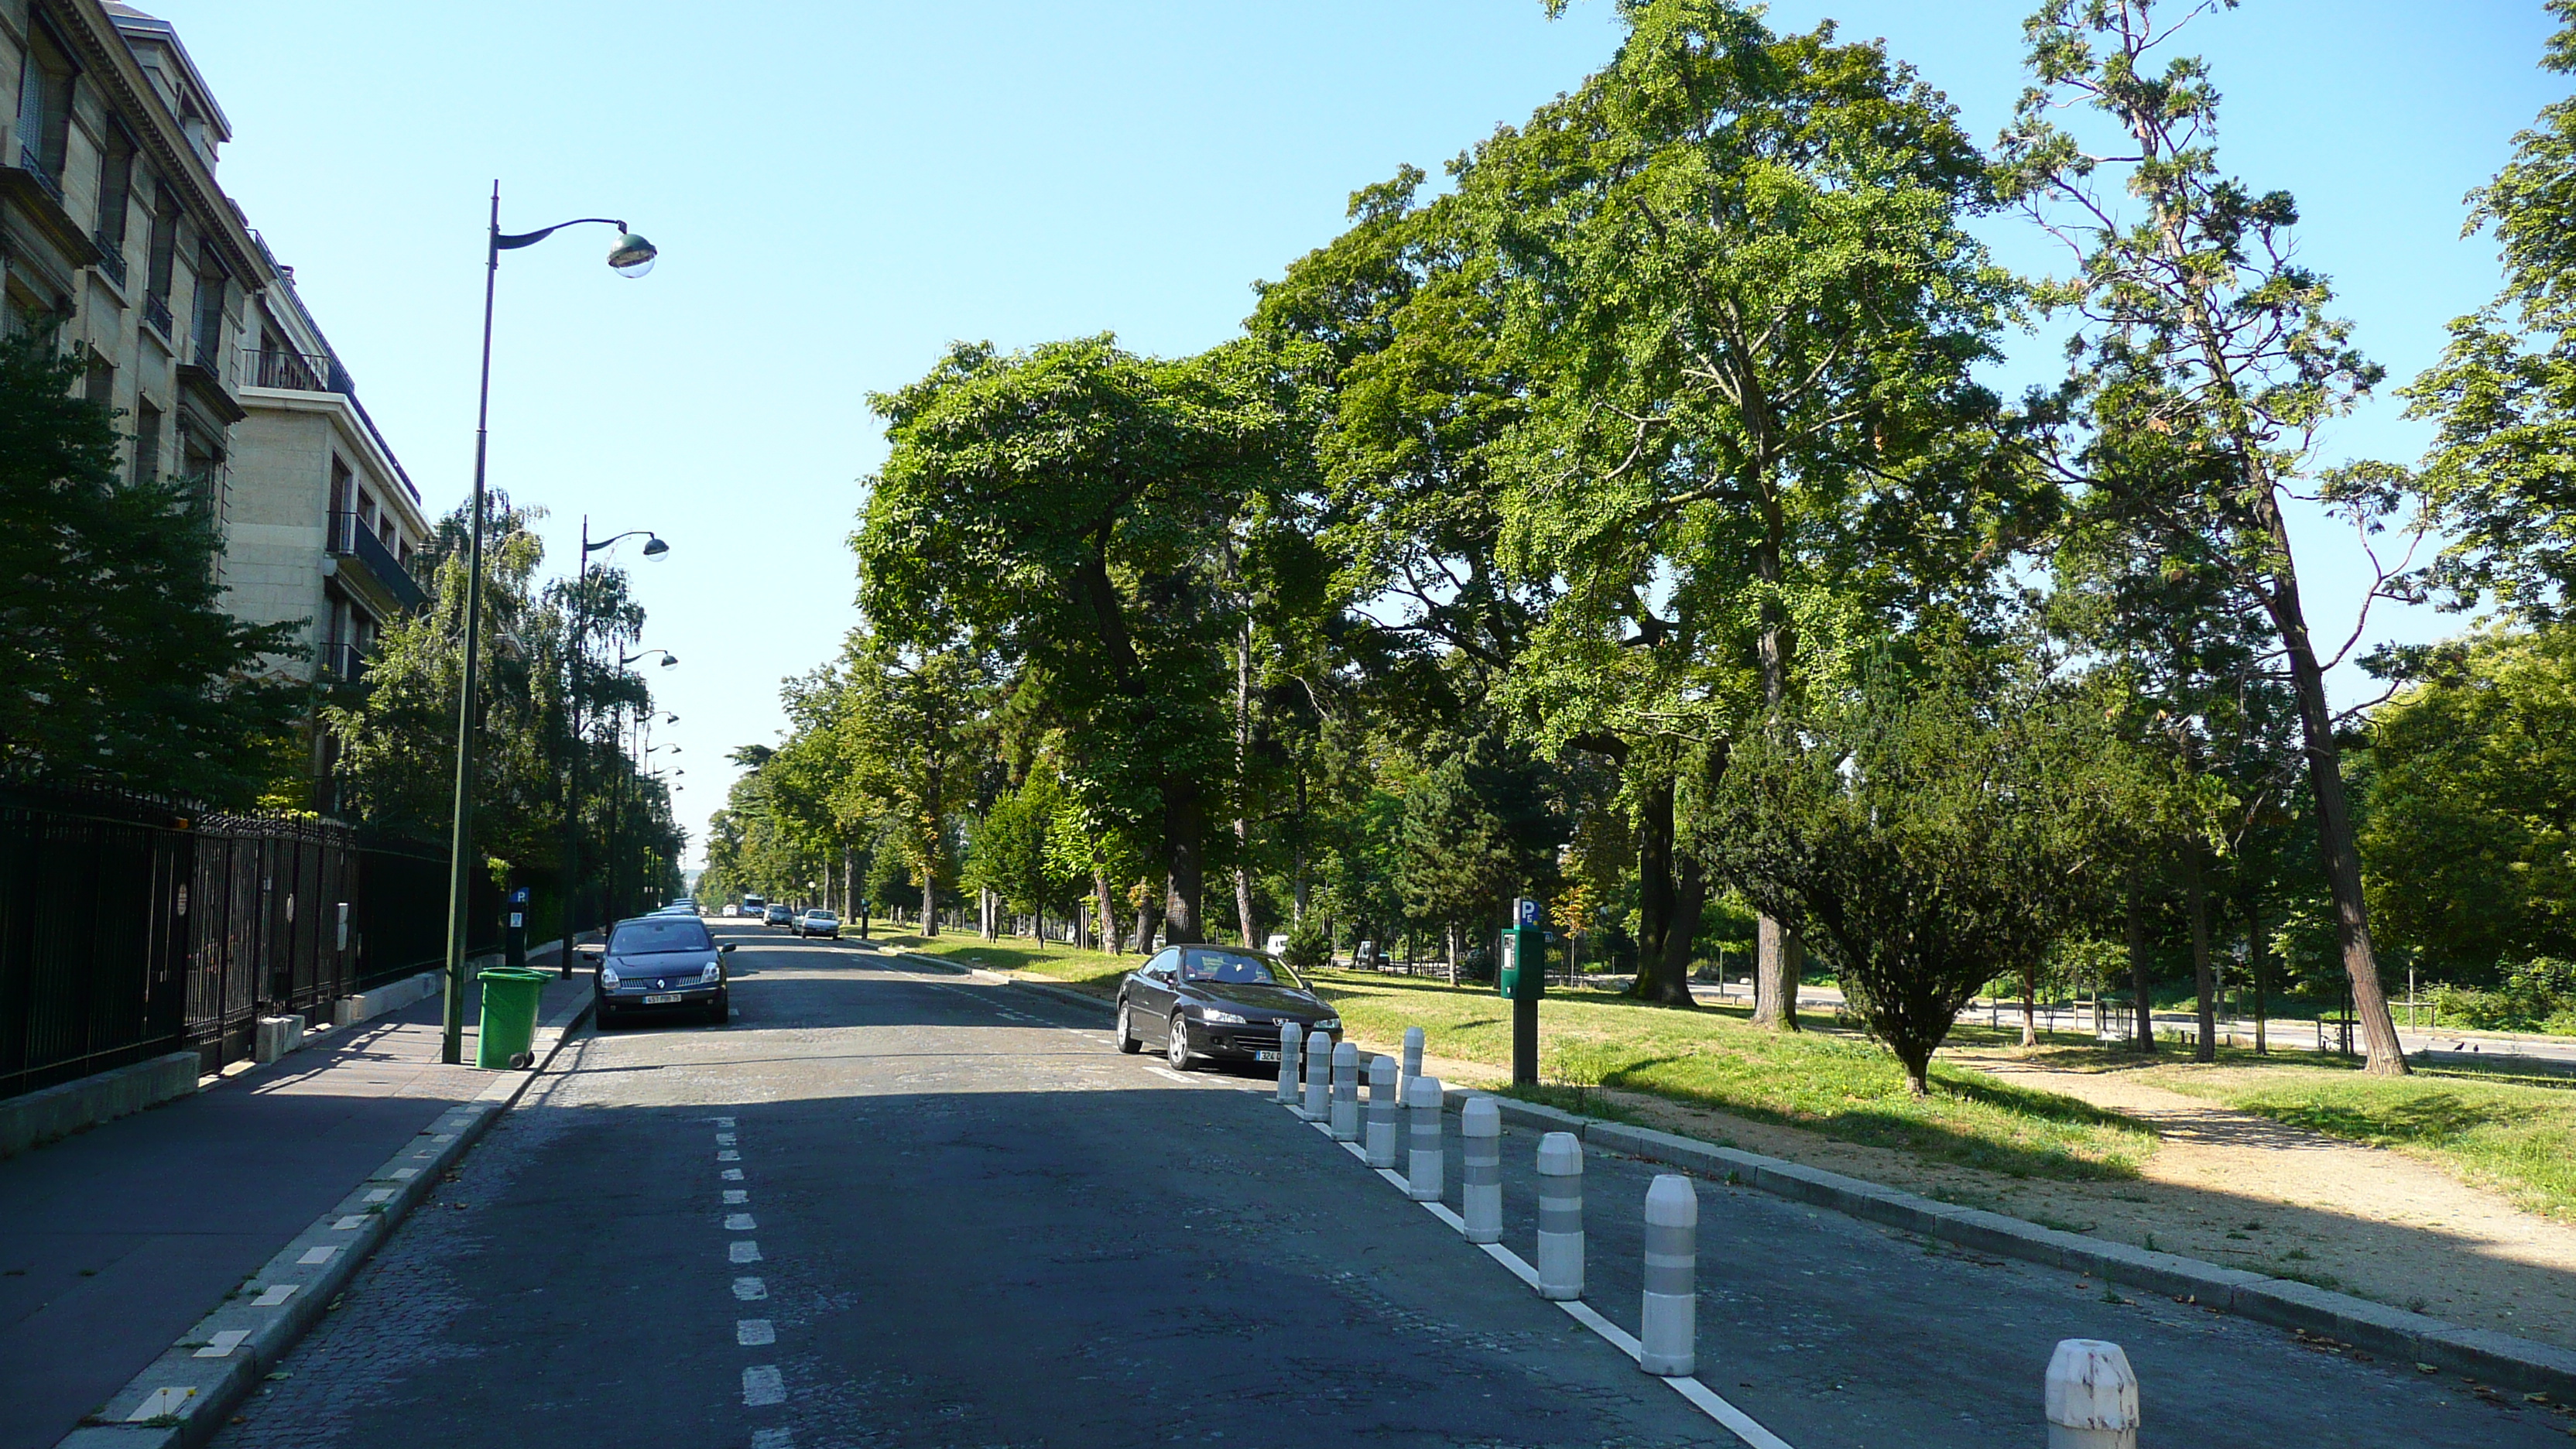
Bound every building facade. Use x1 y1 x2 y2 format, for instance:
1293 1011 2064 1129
3 0 429 803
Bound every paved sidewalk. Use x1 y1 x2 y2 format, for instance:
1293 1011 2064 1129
0 954 594 1449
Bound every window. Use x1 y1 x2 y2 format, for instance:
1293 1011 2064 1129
132 400 161 485
95 124 136 255
83 355 113 405
190 242 228 368
13 19 76 189
1179 949 1284 986
145 186 179 312
608 918 714 955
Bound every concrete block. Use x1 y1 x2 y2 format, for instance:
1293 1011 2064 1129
2417 1324 2576 1399
1585 1121 1741 1177
0 1050 200 1159
2228 1276 2444 1359
252 1016 305 1064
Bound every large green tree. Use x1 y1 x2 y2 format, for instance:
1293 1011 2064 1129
0 331 306 804
2000 0 2411 1072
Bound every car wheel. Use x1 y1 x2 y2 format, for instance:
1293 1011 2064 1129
595 1002 615 1030
707 994 730 1026
1166 1014 1194 1071
1115 1000 1142 1054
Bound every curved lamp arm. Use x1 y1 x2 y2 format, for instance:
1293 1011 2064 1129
495 217 625 250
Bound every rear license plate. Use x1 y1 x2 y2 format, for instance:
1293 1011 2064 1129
1253 1050 1281 1063
643 993 683 1005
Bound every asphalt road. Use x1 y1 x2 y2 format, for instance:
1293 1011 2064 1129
209 925 2571 1448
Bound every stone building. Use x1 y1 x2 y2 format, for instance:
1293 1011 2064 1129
3 0 429 803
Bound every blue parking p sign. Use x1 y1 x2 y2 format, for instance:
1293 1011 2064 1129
1516 898 1543 929
510 886 530 904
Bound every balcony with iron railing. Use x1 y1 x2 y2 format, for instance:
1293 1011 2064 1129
92 232 128 286
16 144 62 204
141 291 172 339
244 345 341 393
318 640 366 686
327 510 428 613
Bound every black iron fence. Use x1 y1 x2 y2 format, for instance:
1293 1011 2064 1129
0 785 502 1098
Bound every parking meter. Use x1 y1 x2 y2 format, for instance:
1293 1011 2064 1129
1500 899 1546 1086
505 886 532 971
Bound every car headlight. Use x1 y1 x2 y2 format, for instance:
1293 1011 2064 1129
1312 1017 1341 1031
700 963 721 984
1199 1008 1248 1025
600 968 619 988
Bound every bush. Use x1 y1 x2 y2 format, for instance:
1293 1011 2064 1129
2430 957 2576 1033
1278 919 1331 972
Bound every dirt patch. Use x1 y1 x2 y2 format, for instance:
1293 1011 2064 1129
1392 1036 2576 1351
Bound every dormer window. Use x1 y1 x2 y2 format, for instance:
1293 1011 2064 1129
12 19 77 194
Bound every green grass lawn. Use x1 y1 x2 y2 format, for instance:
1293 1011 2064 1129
1307 971 2154 1182
875 933 1132 993
2129 1053 2576 1218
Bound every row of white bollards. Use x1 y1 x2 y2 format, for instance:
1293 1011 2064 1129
1269 1029 2140 1438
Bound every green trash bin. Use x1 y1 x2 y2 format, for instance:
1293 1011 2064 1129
475 967 551 1069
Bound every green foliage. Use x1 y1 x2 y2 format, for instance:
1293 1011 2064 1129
2427 959 2576 1034
1276 916 1331 971
2361 626 2576 978
0 331 306 804
1696 649 2152 1091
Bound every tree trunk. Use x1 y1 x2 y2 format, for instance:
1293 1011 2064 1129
1634 772 1676 997
1234 613 1257 952
1753 916 1802 1030
1636 851 1704 1007
1135 896 1162 956
2247 891 2269 1055
2255 567 2406 1073
920 867 937 938
1095 869 1118 955
2020 963 2038 1048
2184 841 2215 1062
2126 879 2156 1053
1447 922 1460 988
1163 773 1204 944
1291 766 1309 927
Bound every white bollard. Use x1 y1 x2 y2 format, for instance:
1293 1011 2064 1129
1365 1055 1400 1169
1276 1021 1303 1105
2044 1339 2139 1449
1330 1040 1360 1142
1639 1173 1697 1376
1405 1075 1444 1202
1303 1028 1332 1121
1461 1097 1502 1243
1535 1131 1584 1300
1399 1026 1425 1101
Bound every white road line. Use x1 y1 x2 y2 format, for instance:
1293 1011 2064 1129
192 1330 252 1359
713 1116 737 1127
718 1150 741 1162
297 1246 338 1266
742 1365 785 1407
736 1318 776 1346
363 1188 395 1204
430 1133 455 1144
724 1214 757 1231
251 1284 297 1307
721 1167 744 1181
729 1241 762 1264
390 1168 419 1180
1301 1098 1794 1449
732 1276 766 1300
724 1189 748 1204
716 1132 738 1146
332 1215 366 1230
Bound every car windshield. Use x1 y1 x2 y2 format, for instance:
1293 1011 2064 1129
1179 949 1290 986
806 911 835 921
609 918 714 955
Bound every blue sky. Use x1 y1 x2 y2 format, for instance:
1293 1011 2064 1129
146 0 2563 865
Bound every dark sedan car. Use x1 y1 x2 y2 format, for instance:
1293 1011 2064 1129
1116 945 1341 1071
763 903 796 928
584 915 736 1028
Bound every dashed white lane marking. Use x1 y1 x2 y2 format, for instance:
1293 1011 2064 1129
718 1150 741 1162
252 1284 296 1307
742 1365 785 1407
751 1430 793 1448
363 1188 395 1204
389 1168 419 1180
732 1277 766 1300
430 1133 455 1144
713 1116 737 1127
736 1318 776 1346
296 1246 338 1266
724 1189 748 1204
721 1167 745 1181
729 1241 762 1264
129 1388 194 1420
332 1215 366 1230
193 1330 252 1358
716 1132 738 1146
724 1214 758 1231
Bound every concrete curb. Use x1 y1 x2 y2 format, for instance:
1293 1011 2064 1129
0 1052 200 1160
53 988 596 1449
1436 1086 2576 1400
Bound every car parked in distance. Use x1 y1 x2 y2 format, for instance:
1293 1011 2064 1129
1115 945 1340 1072
796 909 840 940
584 914 735 1028
764 903 796 927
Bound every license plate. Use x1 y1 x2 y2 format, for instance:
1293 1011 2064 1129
643 993 683 1005
1254 1050 1281 1063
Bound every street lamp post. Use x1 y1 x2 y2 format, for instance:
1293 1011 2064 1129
559 521 669 976
440 183 657 1065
